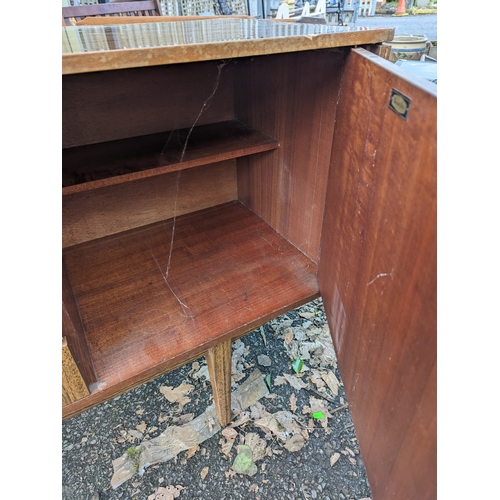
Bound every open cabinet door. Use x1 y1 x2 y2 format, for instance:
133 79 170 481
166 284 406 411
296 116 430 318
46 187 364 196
318 48 437 499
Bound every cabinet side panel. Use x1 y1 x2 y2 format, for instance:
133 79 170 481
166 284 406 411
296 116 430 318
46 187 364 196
235 49 346 262
318 49 436 500
62 61 234 148
63 160 237 248
63 259 97 386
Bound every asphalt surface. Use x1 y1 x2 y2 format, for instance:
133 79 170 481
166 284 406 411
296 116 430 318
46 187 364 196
354 13 437 41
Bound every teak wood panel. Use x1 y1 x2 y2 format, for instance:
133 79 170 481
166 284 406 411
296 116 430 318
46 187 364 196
62 337 91 405
62 61 234 148
62 120 279 194
235 49 346 263
63 161 237 248
318 49 436 499
62 259 97 386
63 202 319 418
62 21 394 76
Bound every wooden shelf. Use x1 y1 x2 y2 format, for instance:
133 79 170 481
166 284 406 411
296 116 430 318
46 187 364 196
62 201 319 418
62 120 279 194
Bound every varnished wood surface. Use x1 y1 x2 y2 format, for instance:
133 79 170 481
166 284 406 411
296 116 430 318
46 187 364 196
62 120 278 194
236 50 345 263
206 340 233 426
62 18 394 74
62 337 90 405
318 48 436 499
63 202 319 418
63 161 238 248
63 259 97 386
62 61 234 149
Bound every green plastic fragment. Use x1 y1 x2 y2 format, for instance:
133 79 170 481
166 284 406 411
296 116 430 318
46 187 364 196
265 374 272 392
312 412 325 419
291 357 304 374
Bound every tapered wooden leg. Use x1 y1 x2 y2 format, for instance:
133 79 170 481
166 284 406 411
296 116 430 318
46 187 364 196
206 339 232 426
62 337 90 405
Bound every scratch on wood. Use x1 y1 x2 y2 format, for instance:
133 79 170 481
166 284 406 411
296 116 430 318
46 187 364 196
367 268 394 286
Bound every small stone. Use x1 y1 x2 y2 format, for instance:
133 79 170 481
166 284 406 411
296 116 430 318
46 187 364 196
200 467 209 480
257 355 272 367
330 453 341 467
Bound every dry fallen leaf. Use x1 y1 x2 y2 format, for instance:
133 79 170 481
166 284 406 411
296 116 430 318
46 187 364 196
200 467 209 480
188 361 200 376
147 485 183 500
221 437 236 456
282 373 308 391
321 371 340 396
290 393 297 412
299 311 316 319
283 433 305 452
172 413 194 425
302 396 332 429
250 402 271 420
222 427 238 440
136 422 147 434
349 457 357 465
186 445 199 459
245 432 267 462
230 411 251 428
160 384 194 406
192 365 210 381
330 453 340 467
273 376 288 387
249 484 259 493
309 371 326 389
284 331 294 345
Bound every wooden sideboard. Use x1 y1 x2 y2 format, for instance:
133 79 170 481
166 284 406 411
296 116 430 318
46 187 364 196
62 18 436 499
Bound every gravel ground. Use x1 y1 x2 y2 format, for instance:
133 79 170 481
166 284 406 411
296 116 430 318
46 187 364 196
62 298 372 500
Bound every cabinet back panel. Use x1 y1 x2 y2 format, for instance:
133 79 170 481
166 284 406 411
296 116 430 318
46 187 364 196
318 48 436 500
235 49 346 262
63 160 237 248
62 61 234 148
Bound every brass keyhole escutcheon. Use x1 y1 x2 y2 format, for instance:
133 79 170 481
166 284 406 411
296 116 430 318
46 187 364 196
389 89 411 119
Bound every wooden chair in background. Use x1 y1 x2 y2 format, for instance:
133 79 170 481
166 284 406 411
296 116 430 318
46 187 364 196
62 0 163 26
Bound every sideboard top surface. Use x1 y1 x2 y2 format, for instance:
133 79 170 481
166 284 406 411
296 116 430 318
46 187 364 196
62 18 394 74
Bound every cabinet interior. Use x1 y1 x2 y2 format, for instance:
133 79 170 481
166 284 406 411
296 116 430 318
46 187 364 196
62 48 347 417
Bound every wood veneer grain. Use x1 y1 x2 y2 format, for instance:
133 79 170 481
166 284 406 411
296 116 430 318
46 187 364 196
236 49 346 262
63 161 238 248
206 340 233 426
62 23 394 75
318 48 436 500
62 61 234 148
63 202 319 418
63 259 97 386
62 337 91 405
62 120 278 194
